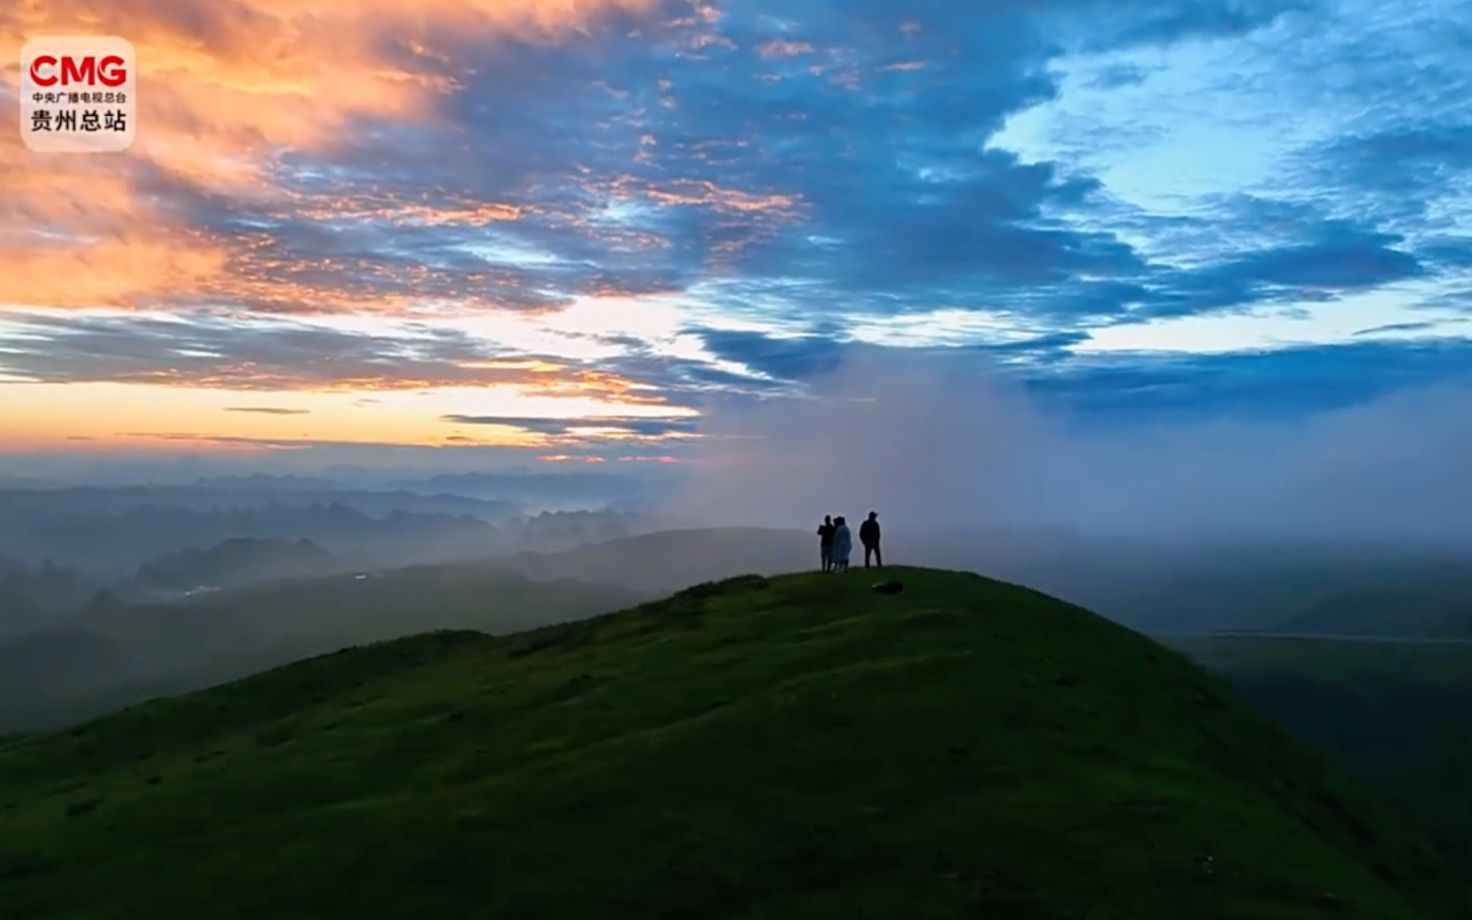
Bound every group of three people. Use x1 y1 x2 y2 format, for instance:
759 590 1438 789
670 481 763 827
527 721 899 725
817 511 883 572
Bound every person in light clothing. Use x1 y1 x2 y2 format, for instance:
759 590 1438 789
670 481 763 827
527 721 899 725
831 516 853 572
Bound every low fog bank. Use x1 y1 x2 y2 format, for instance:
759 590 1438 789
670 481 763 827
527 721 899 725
668 352 1472 552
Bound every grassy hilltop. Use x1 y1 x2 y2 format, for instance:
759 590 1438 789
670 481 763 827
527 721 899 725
0 568 1463 918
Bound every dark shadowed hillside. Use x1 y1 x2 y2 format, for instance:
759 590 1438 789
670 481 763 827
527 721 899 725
0 569 1462 918
1173 636 1472 859
0 631 134 730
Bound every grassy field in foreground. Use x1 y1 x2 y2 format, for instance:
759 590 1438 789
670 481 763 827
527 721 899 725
1171 635 1472 859
1 569 1464 919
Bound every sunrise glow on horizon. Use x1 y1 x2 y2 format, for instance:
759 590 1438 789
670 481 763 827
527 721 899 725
2 0 1469 468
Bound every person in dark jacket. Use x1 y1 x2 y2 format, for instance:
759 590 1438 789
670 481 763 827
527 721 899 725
859 511 882 568
817 515 836 572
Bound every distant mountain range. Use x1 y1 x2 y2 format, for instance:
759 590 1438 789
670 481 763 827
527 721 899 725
0 483 521 521
131 538 340 593
0 527 820 731
1282 566 1472 638
1 562 648 732
0 484 648 575
388 469 664 508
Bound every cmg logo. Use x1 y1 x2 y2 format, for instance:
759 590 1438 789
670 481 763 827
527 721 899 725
28 53 129 88
20 36 135 152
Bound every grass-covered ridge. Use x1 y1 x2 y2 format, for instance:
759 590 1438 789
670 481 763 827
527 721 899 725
0 568 1463 918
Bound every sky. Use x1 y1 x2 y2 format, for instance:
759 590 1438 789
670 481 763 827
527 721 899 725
1 0 1469 478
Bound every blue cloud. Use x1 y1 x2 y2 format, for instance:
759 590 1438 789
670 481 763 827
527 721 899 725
1352 321 1443 337
0 314 530 391
1133 222 1423 317
1223 227 1420 288
1027 339 1472 419
154 0 1440 339
1085 0 1316 49
1087 63 1151 90
978 331 1094 361
696 329 847 380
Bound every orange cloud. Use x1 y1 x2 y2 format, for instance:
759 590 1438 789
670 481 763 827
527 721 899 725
206 239 562 316
0 233 227 308
0 0 662 311
0 0 733 456
0 155 137 229
607 175 800 215
2 0 659 180
521 368 672 405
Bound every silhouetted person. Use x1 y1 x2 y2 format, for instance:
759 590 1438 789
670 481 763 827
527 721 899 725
817 515 836 572
833 516 853 571
860 511 882 568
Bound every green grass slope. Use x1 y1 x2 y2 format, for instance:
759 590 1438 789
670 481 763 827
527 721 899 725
0 569 1463 919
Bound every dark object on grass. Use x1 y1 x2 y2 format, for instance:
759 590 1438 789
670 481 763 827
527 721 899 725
65 798 100 818
872 581 904 595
